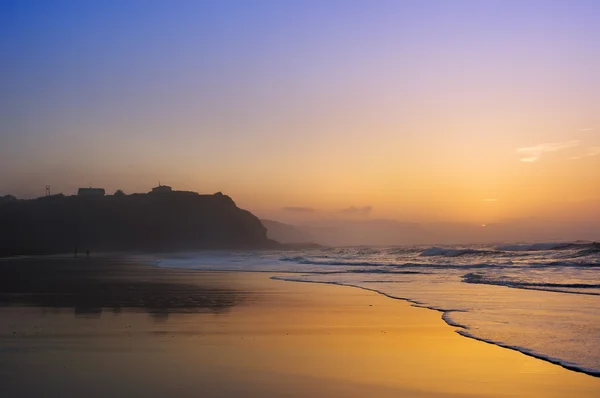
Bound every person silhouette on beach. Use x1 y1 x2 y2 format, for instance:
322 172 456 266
86 249 90 259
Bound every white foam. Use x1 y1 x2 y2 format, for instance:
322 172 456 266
495 242 573 251
146 244 600 377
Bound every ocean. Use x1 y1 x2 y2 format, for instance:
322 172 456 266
146 242 600 377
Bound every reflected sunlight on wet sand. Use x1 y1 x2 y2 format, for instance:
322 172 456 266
1 263 599 398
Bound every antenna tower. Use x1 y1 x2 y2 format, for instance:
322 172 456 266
45 185 51 196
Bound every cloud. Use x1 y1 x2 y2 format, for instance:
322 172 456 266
282 206 316 213
516 141 579 162
570 146 600 160
340 206 373 216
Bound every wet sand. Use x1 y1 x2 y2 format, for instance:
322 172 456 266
1 258 599 397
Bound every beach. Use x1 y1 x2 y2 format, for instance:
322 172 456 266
1 258 599 398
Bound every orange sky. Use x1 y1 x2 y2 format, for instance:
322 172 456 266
2 1 600 229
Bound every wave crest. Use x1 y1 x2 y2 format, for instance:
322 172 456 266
419 247 496 257
495 242 598 252
462 272 600 295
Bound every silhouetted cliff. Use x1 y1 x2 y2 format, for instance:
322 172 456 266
0 191 276 256
261 219 314 244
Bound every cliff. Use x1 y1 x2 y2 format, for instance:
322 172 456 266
0 191 276 256
261 219 315 244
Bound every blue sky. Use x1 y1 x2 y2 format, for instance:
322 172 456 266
2 0 600 224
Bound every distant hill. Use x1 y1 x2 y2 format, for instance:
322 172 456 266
261 219 314 244
301 219 431 246
261 218 600 246
261 218 432 246
0 191 277 256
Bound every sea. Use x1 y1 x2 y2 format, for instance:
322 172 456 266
145 241 600 377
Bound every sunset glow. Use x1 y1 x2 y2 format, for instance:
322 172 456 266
2 3 600 396
2 0 599 235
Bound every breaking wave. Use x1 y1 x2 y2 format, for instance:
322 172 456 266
279 256 388 267
496 242 598 252
419 247 497 257
462 272 600 295
153 241 600 377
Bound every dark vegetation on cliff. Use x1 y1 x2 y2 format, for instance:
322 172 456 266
0 191 276 256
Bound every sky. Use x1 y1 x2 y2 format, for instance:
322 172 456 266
2 0 600 230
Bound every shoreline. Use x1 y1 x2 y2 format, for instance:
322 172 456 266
2 255 599 378
272 275 600 379
1 257 599 397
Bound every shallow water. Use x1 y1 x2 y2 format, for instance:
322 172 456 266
147 242 600 376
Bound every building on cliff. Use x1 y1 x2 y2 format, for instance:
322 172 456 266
78 188 105 197
151 184 172 193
